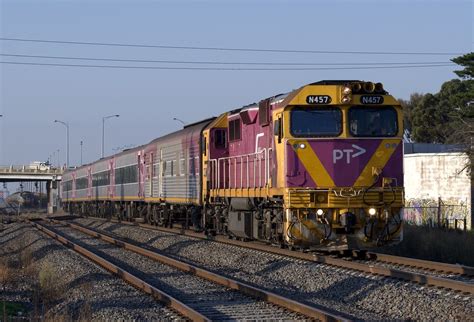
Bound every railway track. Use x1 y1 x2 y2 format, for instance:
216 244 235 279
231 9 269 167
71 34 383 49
29 218 347 321
65 215 474 295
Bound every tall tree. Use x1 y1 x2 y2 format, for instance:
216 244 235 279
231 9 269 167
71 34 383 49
398 92 425 141
409 53 474 144
452 52 474 79
448 53 474 177
406 53 474 176
410 93 449 143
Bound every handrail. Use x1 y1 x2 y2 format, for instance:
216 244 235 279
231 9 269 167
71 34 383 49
209 149 271 190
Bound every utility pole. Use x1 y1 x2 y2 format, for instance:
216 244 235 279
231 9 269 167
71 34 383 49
102 115 120 158
54 120 69 168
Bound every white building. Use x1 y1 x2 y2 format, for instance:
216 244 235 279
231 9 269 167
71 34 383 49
404 144 472 230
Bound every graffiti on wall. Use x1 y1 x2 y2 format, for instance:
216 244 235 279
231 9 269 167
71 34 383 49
403 198 469 229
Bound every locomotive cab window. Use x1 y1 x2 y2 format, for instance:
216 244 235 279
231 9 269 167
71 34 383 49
290 106 342 137
229 119 241 141
349 106 398 137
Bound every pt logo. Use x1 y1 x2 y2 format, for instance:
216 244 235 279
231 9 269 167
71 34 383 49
333 144 366 164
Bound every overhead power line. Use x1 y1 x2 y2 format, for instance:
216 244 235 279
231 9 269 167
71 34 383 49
0 61 456 70
0 53 453 66
0 37 465 56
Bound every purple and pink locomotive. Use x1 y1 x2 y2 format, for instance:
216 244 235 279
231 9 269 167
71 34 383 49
62 80 404 250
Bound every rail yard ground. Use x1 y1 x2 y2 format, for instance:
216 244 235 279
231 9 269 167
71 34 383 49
0 214 179 321
0 213 473 321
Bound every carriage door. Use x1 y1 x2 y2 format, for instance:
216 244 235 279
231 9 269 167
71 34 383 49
137 151 145 200
87 167 92 200
159 148 164 198
201 129 210 202
145 153 153 198
71 172 77 199
108 159 115 199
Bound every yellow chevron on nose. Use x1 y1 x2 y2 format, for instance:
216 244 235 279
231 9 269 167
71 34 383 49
353 139 400 187
290 140 335 187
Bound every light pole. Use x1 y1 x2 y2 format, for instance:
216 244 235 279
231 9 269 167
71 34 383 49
173 117 186 126
80 140 83 165
54 120 69 168
102 114 120 158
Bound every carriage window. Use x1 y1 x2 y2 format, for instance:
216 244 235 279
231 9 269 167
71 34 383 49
229 119 241 141
92 170 110 186
162 161 167 176
349 106 398 137
63 180 73 192
180 159 186 176
290 107 342 137
195 157 200 175
115 166 137 184
76 177 88 190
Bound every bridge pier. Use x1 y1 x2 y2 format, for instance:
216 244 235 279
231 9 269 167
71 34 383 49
47 180 53 214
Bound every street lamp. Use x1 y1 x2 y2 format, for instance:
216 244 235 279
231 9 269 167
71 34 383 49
80 140 83 165
102 114 120 158
54 120 69 168
173 117 186 126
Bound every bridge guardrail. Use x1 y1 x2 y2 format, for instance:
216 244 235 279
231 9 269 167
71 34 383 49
0 165 64 175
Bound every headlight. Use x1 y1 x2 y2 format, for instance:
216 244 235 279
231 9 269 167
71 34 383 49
342 85 352 95
316 209 324 216
341 95 351 103
299 143 306 149
375 82 384 93
364 82 375 93
352 82 362 93
368 208 377 216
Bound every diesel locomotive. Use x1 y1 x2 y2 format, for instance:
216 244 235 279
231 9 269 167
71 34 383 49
62 80 404 250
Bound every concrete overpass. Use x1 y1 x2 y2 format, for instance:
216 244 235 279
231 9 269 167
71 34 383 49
0 164 63 214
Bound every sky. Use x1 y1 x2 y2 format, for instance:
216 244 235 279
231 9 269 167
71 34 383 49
0 0 472 169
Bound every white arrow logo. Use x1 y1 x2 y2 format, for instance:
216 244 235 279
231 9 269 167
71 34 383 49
352 144 366 158
333 144 367 164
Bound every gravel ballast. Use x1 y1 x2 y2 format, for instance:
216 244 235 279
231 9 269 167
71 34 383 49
43 222 308 321
0 220 180 320
74 217 474 321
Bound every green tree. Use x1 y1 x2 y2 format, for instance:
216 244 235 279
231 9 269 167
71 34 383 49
452 52 474 79
411 93 449 143
398 92 425 140
407 53 474 176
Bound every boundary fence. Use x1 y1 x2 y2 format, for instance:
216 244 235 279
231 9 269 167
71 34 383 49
403 197 469 231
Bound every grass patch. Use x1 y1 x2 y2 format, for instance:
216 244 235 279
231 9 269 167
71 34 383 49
380 224 474 266
0 301 26 319
38 263 64 306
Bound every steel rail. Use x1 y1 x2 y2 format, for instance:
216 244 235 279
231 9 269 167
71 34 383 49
51 219 347 322
77 216 474 295
29 220 209 322
368 252 474 277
